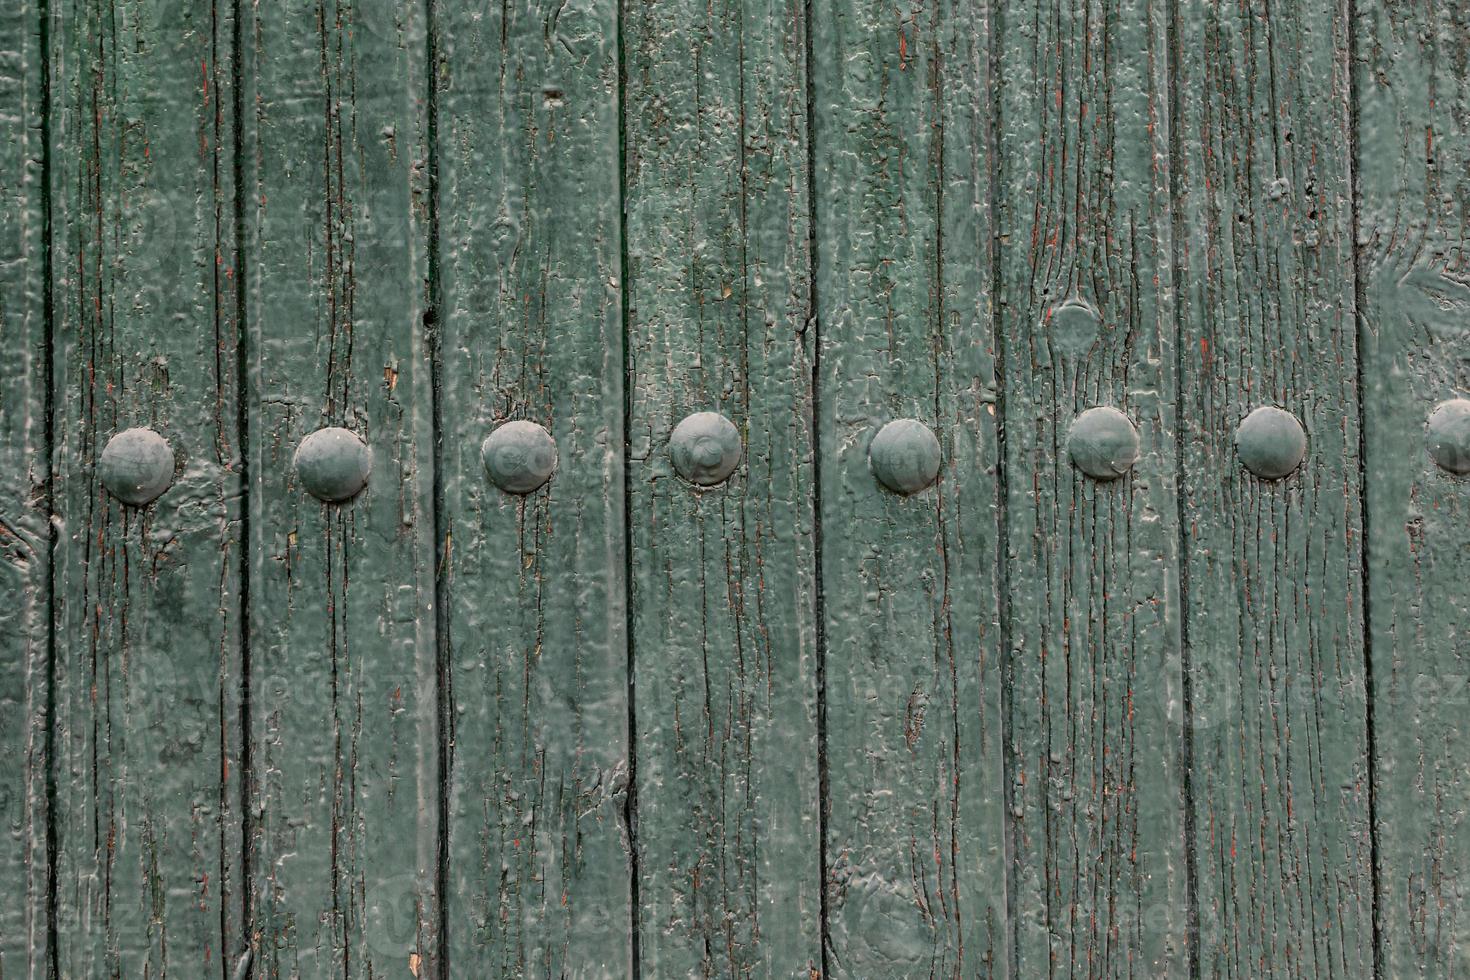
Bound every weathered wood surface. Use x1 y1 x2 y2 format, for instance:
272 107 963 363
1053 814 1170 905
239 2 439 975
997 0 1188 975
1174 1 1375 976
0 0 50 975
809 0 1008 973
622 0 822 973
11 0 1470 976
433 0 631 973
1356 1 1470 976
46 0 248 976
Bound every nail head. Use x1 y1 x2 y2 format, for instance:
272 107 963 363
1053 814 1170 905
482 420 558 494
1235 406 1306 480
869 418 942 495
1427 398 1470 474
1049 299 1101 354
670 411 742 486
295 427 372 502
1067 406 1139 480
99 427 175 506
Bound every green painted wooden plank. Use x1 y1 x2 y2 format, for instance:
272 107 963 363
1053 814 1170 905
809 0 1008 973
433 0 631 973
1356 1 1470 975
0 0 51 974
47 0 247 975
622 0 821 973
1174 1 1373 975
995 0 1188 973
239 2 439 975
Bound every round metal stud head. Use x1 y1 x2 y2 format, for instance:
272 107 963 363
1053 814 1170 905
99 427 175 506
294 427 372 502
1426 398 1470 475
1049 299 1101 355
869 418 942 495
1235 406 1307 480
1067 406 1140 481
669 411 742 486
482 420 558 494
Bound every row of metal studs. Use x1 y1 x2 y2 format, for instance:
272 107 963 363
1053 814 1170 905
96 399 1470 507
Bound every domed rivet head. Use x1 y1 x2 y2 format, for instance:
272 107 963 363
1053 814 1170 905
481 420 558 494
1427 399 1470 475
670 411 742 486
99 427 175 506
1049 299 1101 355
1235 406 1307 480
869 418 942 495
1067 407 1140 480
294 426 372 502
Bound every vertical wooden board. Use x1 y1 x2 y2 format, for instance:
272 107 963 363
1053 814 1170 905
809 0 1008 973
0 0 50 974
622 0 821 973
1173 0 1373 975
995 0 1187 973
434 0 630 973
47 0 246 975
240 1 438 975
1356 0 1470 975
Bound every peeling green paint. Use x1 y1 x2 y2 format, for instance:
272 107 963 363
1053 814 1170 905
5 1 1470 977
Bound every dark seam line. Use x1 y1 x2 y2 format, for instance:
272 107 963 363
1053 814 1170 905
615 3 641 975
987 1 1018 976
40 0 59 971
423 1 451 976
1345 0 1383 974
1163 0 1200 974
801 0 829 972
799 0 834 975
230 0 254 973
928 10 960 963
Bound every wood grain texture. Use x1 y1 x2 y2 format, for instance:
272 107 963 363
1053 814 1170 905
0 0 51 974
622 0 822 973
433 0 631 974
809 0 1008 973
48 0 247 975
20 3 1470 976
996 0 1187 974
239 1 439 975
1174 0 1373 975
1356 0 1470 975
